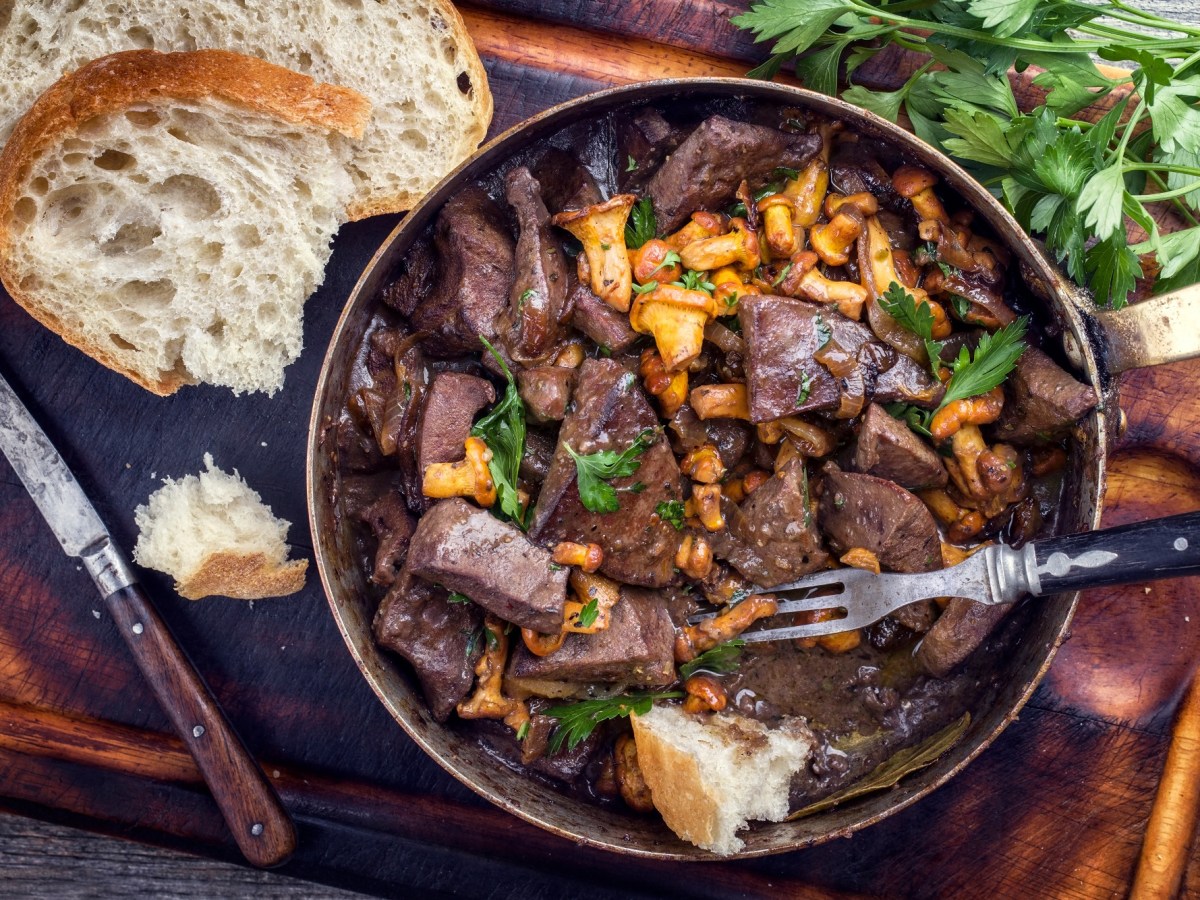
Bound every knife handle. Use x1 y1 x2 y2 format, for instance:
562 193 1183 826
104 582 297 867
1030 510 1200 595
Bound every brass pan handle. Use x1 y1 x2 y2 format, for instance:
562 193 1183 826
1068 282 1200 375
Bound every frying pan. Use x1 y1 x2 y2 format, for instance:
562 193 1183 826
306 79 1200 859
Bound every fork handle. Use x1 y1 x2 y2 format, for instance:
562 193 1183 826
1031 510 1200 596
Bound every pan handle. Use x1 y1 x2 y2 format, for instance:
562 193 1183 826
1068 281 1200 375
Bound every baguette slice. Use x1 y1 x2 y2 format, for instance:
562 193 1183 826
0 0 492 219
631 705 814 855
134 453 308 600
0 49 370 395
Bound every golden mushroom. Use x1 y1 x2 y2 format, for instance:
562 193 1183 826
552 194 637 312
629 282 718 372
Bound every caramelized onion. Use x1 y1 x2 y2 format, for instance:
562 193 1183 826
814 336 866 420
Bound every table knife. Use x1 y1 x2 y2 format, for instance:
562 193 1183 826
0 370 296 867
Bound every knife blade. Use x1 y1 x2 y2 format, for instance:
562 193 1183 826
0 369 296 867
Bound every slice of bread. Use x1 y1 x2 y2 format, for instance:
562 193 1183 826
630 704 814 855
0 49 370 395
134 453 308 600
0 0 492 219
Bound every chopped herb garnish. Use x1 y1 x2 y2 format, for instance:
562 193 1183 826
729 588 752 606
447 592 472 605
796 372 813 406
649 249 682 276
772 262 793 287
575 598 600 629
464 627 482 659
679 639 746 680
566 428 659 513
549 562 565 572
624 197 656 250
949 294 973 320
545 691 683 753
631 280 659 295
518 288 536 310
625 481 647 494
516 721 530 741
813 314 832 349
672 269 716 295
722 291 740 309
878 281 945 378
598 344 612 357
884 401 934 438
484 626 500 651
655 499 686 530
625 155 638 172
472 337 528 527
937 317 1029 415
600 241 611 251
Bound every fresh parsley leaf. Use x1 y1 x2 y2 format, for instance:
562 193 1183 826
772 262 793 286
566 428 659 514
796 372 813 406
949 294 973 320
679 640 746 680
575 598 600 630
1085 232 1142 309
518 288 536 310
649 249 682 276
516 721 530 742
878 282 945 376
447 592 471 605
937 317 1029 414
631 280 658 295
472 337 528 527
1077 164 1127 241
624 197 657 250
672 269 716 295
965 0 1038 39
464 627 482 659
655 499 686 530
545 691 684 753
884 402 934 439
625 155 638 172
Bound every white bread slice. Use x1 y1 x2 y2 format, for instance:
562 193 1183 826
0 0 492 220
134 453 308 600
630 705 814 855
0 49 370 395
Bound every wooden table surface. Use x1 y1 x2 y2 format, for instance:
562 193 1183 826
3 2 1200 897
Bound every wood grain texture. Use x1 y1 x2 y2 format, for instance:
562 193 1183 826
1 0 1200 897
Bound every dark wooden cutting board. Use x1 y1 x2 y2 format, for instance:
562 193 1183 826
2 2 1199 897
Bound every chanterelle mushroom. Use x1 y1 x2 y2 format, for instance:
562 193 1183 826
629 282 718 372
553 194 637 312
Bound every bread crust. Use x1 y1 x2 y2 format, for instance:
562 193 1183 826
176 549 308 600
0 49 371 395
343 0 493 221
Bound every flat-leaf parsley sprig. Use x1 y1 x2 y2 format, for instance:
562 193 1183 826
733 0 1200 308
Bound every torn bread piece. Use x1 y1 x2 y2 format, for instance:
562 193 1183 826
0 49 370 395
630 705 814 855
134 454 308 600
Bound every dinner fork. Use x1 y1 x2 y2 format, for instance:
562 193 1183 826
689 510 1200 642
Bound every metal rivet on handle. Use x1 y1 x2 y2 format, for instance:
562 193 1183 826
251 823 264 836
1176 537 1189 551
192 725 205 738
131 622 143 635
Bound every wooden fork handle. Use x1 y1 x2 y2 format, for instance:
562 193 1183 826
104 582 297 867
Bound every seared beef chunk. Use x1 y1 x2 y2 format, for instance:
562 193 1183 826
669 404 751 468
830 140 904 212
407 498 568 632
568 282 639 352
380 238 435 318
916 599 1013 677
373 565 482 721
648 116 821 232
850 403 947 491
992 346 1097 444
331 415 383 473
710 457 829 587
497 167 570 365
507 588 675 685
476 709 603 782
740 296 942 422
521 427 558 484
529 358 683 587
530 147 603 212
818 467 941 573
416 372 496 479
818 466 940 631
518 366 577 422
412 186 514 356
618 106 683 190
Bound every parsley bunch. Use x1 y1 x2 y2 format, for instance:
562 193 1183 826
733 0 1200 308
